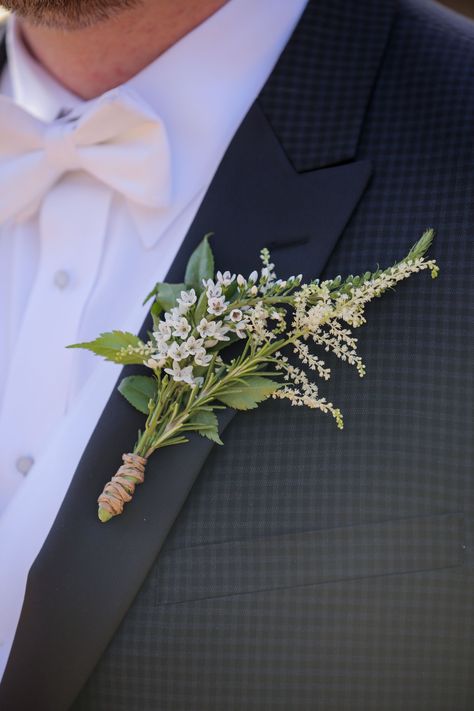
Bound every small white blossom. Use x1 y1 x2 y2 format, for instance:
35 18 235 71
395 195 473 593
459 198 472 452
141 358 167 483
203 279 222 299
249 285 258 296
216 270 235 287
207 295 228 316
167 341 190 362
237 274 246 287
177 288 197 313
194 348 213 366
197 318 230 342
172 317 192 339
164 361 195 385
154 321 172 341
235 323 248 339
229 308 243 322
145 356 166 369
149 331 169 357
248 270 258 283
184 335 204 355
164 308 183 327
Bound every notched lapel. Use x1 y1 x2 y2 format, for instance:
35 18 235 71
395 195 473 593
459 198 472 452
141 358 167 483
0 99 372 711
0 0 399 699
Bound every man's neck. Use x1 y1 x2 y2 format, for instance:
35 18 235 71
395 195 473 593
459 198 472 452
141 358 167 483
18 0 229 100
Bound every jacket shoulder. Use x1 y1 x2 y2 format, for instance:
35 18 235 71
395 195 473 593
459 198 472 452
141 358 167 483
397 0 474 73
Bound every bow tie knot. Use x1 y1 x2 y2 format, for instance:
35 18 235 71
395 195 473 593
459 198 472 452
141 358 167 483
0 89 172 223
44 119 82 173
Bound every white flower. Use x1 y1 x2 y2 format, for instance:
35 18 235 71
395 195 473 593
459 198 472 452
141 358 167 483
234 317 250 339
203 279 222 299
248 270 258 283
164 361 195 385
167 341 190 361
216 270 235 287
237 274 246 287
154 321 172 341
207 295 228 316
184 335 204 355
249 285 258 296
177 288 197 313
197 318 230 341
158 342 171 360
229 308 243 322
145 356 166 369
172 316 192 339
196 318 214 338
194 348 213 366
164 308 182 327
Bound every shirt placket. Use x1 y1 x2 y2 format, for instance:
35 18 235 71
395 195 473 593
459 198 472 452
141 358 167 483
0 173 112 509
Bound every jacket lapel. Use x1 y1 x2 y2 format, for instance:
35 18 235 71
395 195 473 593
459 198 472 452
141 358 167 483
0 1 395 709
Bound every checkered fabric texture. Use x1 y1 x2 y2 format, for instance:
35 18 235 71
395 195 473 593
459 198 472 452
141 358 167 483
72 0 474 708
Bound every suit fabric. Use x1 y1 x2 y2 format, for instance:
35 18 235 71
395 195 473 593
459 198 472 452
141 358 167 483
0 0 473 709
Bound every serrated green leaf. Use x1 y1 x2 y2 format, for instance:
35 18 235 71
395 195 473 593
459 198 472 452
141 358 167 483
185 234 214 292
187 410 223 444
67 331 146 364
216 376 281 411
118 375 157 415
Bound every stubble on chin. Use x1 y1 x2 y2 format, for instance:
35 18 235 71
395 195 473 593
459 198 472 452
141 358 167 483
1 0 139 30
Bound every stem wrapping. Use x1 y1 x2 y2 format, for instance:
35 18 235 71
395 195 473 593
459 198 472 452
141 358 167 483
97 452 147 522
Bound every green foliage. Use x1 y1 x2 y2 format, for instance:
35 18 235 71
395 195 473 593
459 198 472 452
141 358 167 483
146 282 187 316
216 376 281 410
184 234 215 293
405 228 434 261
187 409 223 444
67 331 146 364
193 290 209 324
118 375 157 415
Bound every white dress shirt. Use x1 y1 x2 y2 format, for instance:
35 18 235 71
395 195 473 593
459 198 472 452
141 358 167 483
0 0 308 680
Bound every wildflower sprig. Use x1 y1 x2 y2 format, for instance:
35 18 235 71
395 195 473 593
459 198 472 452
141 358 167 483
69 229 439 522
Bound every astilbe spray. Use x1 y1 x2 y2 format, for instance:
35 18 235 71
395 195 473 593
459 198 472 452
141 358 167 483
69 229 439 522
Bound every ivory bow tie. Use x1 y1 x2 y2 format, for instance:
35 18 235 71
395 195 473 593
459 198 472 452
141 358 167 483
0 89 172 222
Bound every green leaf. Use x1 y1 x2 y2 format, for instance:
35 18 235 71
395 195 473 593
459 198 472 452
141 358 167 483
151 282 186 314
188 409 223 445
185 234 215 292
216 376 281 411
193 290 209 324
118 375 157 415
67 331 146 364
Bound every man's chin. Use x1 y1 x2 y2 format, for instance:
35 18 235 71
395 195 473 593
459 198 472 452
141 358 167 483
1 0 137 31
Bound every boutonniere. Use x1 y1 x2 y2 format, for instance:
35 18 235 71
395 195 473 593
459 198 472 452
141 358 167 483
70 230 439 523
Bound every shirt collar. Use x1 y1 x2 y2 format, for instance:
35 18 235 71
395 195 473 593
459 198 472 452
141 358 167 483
5 0 308 249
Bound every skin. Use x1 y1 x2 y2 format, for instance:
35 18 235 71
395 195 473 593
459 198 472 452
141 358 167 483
2 0 229 99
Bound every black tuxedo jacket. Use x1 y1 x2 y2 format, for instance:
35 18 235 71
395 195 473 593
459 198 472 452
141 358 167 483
1 0 473 709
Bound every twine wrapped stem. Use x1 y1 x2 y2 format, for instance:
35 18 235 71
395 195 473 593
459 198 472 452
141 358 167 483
97 453 147 522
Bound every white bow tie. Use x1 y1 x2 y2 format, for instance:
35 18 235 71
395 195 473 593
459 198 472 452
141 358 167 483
0 88 172 222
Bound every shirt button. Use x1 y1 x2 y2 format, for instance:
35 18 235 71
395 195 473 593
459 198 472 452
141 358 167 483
16 455 35 475
53 269 70 290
